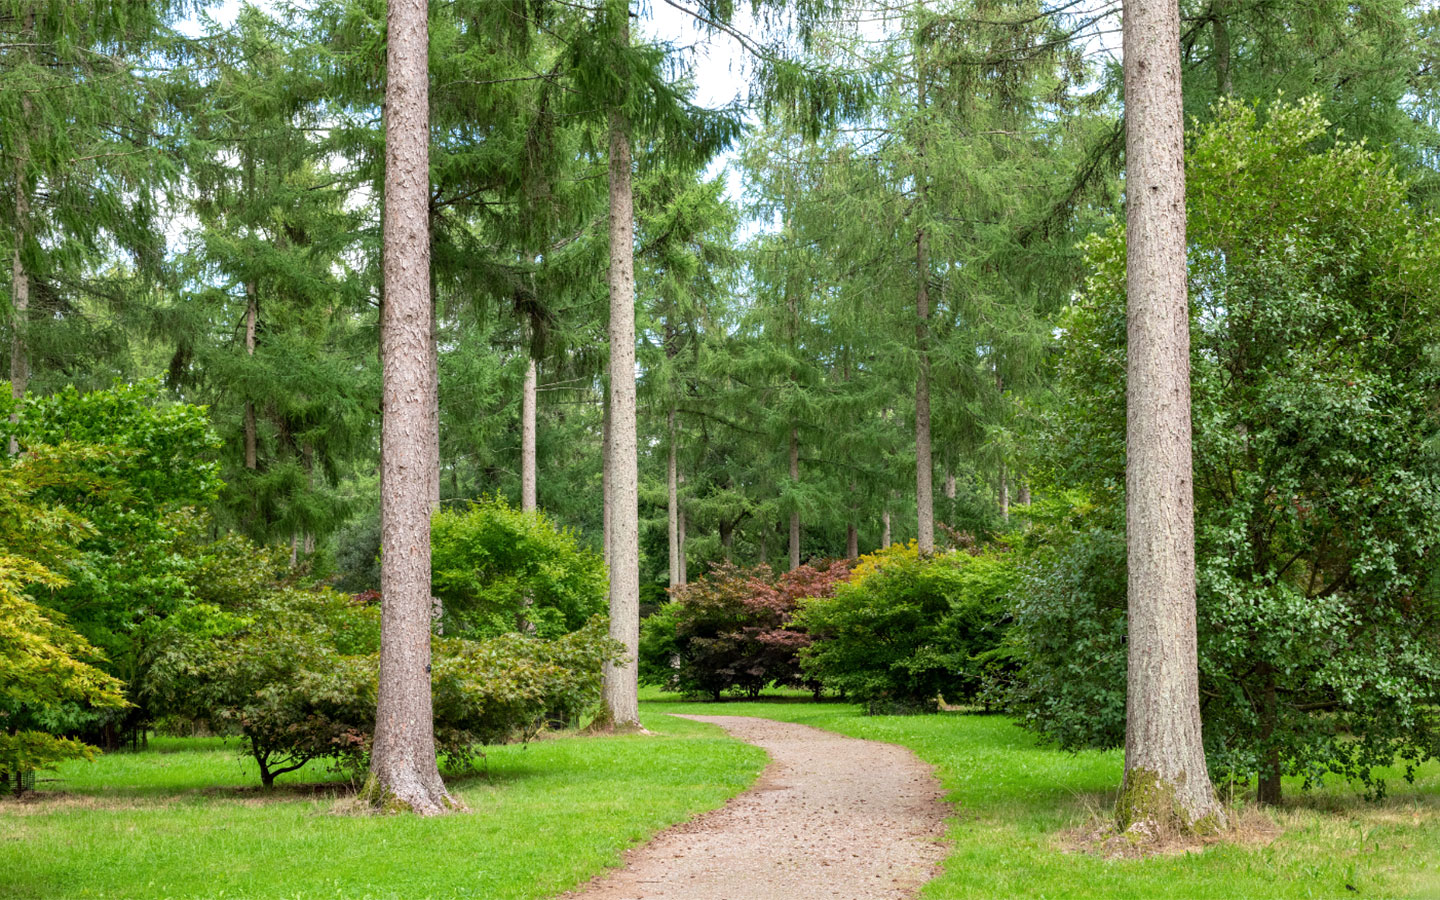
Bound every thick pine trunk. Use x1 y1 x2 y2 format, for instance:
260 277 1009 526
600 8 641 728
788 426 801 571
368 0 451 816
521 355 537 512
667 408 681 588
1117 0 1223 834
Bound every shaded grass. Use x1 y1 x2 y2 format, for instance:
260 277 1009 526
641 688 1440 900
0 713 765 900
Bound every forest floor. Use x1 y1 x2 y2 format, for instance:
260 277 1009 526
563 715 948 900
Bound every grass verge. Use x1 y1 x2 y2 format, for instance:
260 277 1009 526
641 688 1440 900
0 712 765 900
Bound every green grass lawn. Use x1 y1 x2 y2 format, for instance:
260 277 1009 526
0 714 765 900
3 694 1437 900
643 688 1440 900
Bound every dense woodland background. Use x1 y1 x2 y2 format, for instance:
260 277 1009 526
4 0 1440 815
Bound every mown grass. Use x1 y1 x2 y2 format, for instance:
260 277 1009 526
0 714 765 900
643 687 1440 900
5 693 1437 899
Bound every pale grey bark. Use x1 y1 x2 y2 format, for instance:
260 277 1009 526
667 408 680 589
369 0 452 816
244 280 257 470
600 8 641 727
1118 0 1223 832
944 467 956 501
914 69 935 556
881 506 892 549
677 473 687 586
521 355 537 512
999 464 1009 520
601 392 612 566
1018 480 1031 506
789 426 801 571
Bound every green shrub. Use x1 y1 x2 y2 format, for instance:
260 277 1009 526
431 497 607 640
795 544 1019 711
145 586 621 786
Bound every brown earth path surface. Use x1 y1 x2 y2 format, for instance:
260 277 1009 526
561 715 949 900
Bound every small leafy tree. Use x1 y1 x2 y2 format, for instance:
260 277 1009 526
638 561 850 700
431 497 607 639
796 544 1018 712
0 446 129 792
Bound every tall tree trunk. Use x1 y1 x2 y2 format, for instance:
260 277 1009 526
368 0 451 816
667 408 681 589
847 523 859 560
600 3 641 729
601 391 611 566
914 69 935 555
9 156 28 457
881 506 892 549
521 355 537 512
1117 0 1223 834
243 280 258 470
998 464 1009 520
1018 480 1031 506
944 468 956 500
1213 0 1232 97
677 473 687 586
788 425 801 571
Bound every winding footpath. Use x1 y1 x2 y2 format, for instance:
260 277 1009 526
563 715 949 900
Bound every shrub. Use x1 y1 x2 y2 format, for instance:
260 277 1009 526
795 544 1019 712
638 561 851 700
431 497 607 640
145 587 621 786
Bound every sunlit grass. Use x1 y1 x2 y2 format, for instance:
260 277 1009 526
0 713 765 900
643 687 1440 900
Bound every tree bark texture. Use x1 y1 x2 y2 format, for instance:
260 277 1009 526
600 10 641 728
789 425 801 571
9 157 28 457
369 0 452 816
521 355 537 512
881 507 892 549
1118 0 1224 834
677 477 687 586
667 408 681 589
601 392 612 567
914 68 935 556
847 523 859 560
998 464 1009 520
244 280 258 470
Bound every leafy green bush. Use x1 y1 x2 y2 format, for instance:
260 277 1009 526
431 497 607 639
795 544 1019 712
638 561 850 700
145 585 621 786
1023 99 1440 798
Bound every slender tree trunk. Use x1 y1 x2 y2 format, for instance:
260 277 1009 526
789 425 801 571
1213 0 1232 97
429 286 441 508
881 506 892 549
1018 480 1031 506
243 280 258 470
758 529 767 568
944 468 956 500
667 408 681 589
914 70 935 555
521 356 537 512
1117 0 1223 834
677 474 687 585
600 3 641 729
999 464 1009 520
368 0 451 816
9 157 28 457
847 523 859 560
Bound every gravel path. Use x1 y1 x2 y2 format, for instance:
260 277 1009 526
562 715 949 900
